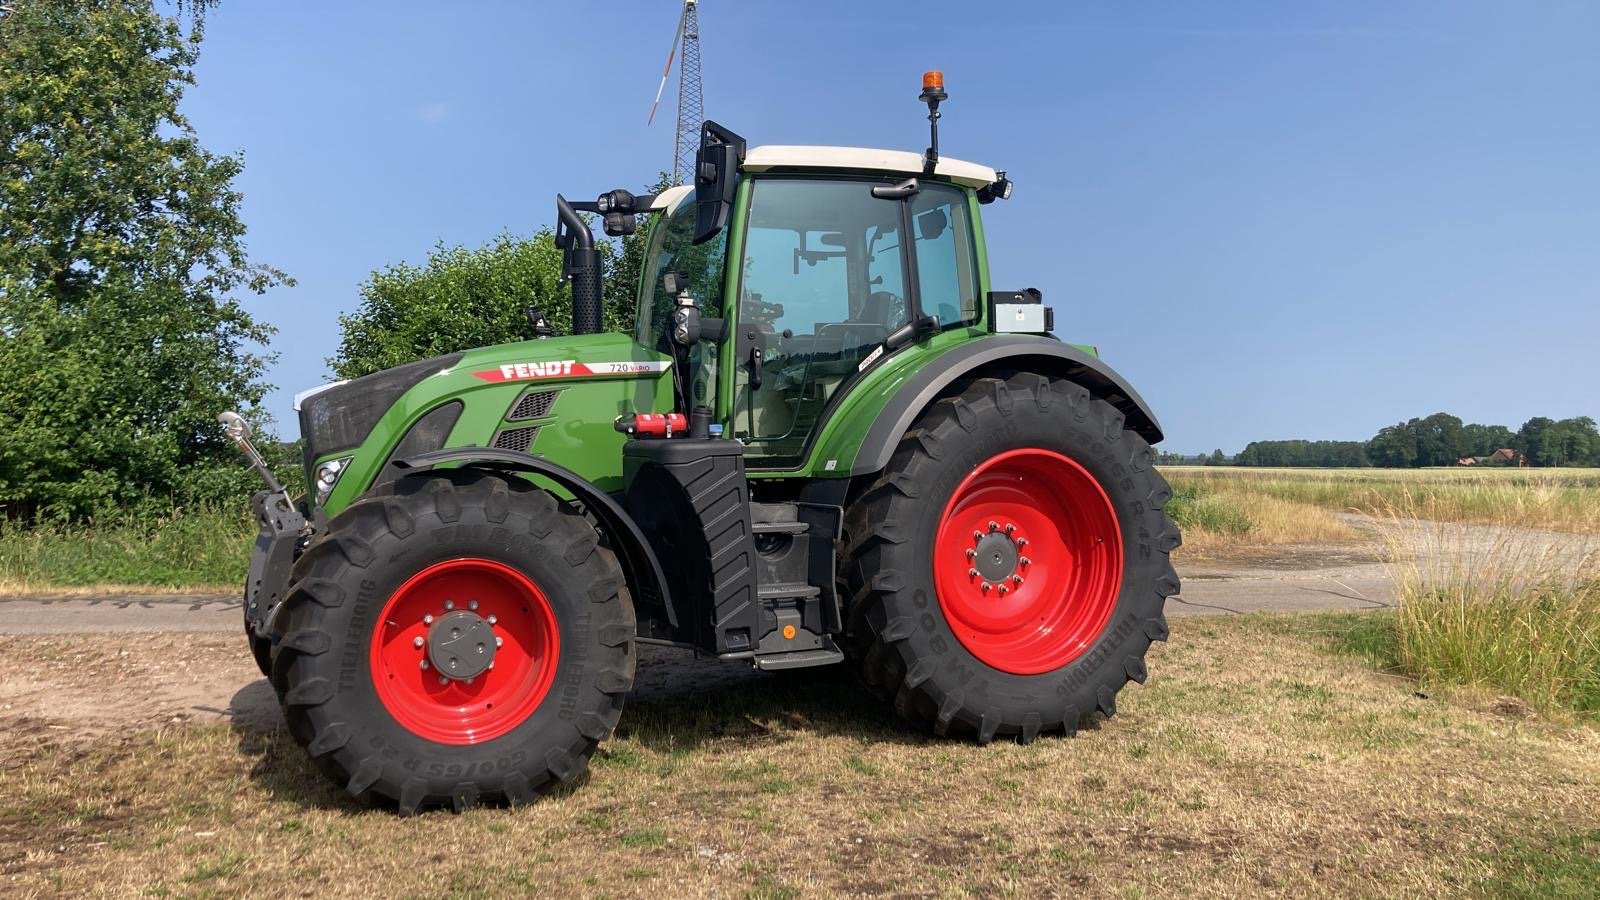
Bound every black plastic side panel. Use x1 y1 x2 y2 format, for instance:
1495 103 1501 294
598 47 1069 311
393 448 677 633
623 439 758 655
372 401 463 489
851 336 1164 475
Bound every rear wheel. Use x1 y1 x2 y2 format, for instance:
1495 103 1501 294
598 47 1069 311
270 470 635 813
842 373 1180 742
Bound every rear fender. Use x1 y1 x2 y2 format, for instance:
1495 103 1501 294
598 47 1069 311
851 335 1164 476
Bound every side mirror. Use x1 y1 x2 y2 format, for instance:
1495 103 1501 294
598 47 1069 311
693 120 746 246
218 411 251 442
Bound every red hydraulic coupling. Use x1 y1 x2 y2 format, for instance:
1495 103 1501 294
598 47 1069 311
615 412 688 438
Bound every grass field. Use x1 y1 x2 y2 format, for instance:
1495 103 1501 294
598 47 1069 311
3 615 1599 898
0 506 251 593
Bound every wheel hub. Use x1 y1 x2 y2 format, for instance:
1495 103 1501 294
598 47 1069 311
426 609 497 681
972 531 1020 585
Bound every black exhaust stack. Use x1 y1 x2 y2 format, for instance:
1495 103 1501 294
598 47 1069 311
555 194 604 335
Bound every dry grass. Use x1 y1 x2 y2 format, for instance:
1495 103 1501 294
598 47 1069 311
1377 508 1600 717
1165 466 1600 536
1165 476 1363 558
3 618 1599 898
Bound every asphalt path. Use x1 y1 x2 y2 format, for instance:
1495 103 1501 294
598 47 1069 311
0 551 1399 637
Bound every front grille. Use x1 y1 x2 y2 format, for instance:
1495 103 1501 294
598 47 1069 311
298 352 463 478
507 389 560 421
491 426 540 454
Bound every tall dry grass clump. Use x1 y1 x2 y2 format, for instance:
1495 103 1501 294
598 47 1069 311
1380 493 1600 715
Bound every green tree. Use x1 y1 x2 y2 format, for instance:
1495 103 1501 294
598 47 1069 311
1367 423 1419 468
330 176 674 379
0 0 286 518
1461 423 1516 458
1516 417 1555 465
1538 417 1599 467
1411 413 1466 467
1206 449 1226 466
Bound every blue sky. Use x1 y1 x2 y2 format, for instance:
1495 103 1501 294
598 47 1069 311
180 1 1600 455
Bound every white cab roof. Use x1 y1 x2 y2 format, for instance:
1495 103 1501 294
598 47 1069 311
742 145 997 188
646 146 998 212
648 184 694 210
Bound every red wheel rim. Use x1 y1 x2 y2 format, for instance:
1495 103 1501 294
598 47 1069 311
370 558 560 745
934 449 1123 675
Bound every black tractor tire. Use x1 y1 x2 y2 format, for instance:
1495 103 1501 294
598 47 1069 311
841 372 1180 743
268 469 635 814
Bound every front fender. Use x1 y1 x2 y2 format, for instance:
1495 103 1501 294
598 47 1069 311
392 448 678 634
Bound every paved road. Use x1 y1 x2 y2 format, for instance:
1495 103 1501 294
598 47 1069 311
0 555 1399 637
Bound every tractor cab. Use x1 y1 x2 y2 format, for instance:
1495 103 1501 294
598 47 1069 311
628 127 1013 470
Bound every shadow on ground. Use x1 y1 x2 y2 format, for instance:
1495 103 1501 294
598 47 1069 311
225 644 926 812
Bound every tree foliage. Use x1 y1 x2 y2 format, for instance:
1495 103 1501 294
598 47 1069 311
330 177 672 380
1235 440 1371 468
1232 414 1599 469
0 0 287 518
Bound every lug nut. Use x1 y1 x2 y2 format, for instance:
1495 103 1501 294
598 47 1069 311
1004 523 1016 534
965 548 976 559
1020 556 1032 567
999 585 1010 595
980 582 991 593
438 675 448 685
973 531 983 542
413 636 424 648
468 600 478 611
444 600 455 610
420 659 430 670
423 614 434 625
1017 538 1028 548
968 568 978 577
487 614 497 625
495 636 503 647
1013 575 1024 585
988 521 999 532
465 676 474 685
487 661 494 671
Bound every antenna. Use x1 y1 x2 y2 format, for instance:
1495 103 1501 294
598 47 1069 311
646 1 705 186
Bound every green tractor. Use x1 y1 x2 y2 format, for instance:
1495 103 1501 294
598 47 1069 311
223 74 1179 814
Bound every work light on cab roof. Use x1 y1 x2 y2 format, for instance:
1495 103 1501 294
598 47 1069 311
217 69 1176 815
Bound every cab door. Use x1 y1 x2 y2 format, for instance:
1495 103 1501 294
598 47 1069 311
731 177 910 467
730 176 982 468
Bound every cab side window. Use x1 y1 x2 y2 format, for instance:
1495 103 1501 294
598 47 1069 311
910 184 980 329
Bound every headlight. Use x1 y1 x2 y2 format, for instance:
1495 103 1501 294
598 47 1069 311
314 457 353 507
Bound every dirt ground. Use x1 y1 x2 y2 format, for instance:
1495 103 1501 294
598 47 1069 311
3 619 1598 898
3 519 1597 896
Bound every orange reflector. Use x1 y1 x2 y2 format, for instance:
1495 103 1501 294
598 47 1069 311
922 70 944 90
782 624 797 640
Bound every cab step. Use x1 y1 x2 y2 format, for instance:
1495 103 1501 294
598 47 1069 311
753 644 846 671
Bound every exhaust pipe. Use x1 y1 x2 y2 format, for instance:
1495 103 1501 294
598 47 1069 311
555 194 604 335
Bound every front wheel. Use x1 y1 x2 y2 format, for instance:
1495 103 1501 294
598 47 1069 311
269 471 635 813
842 373 1180 743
